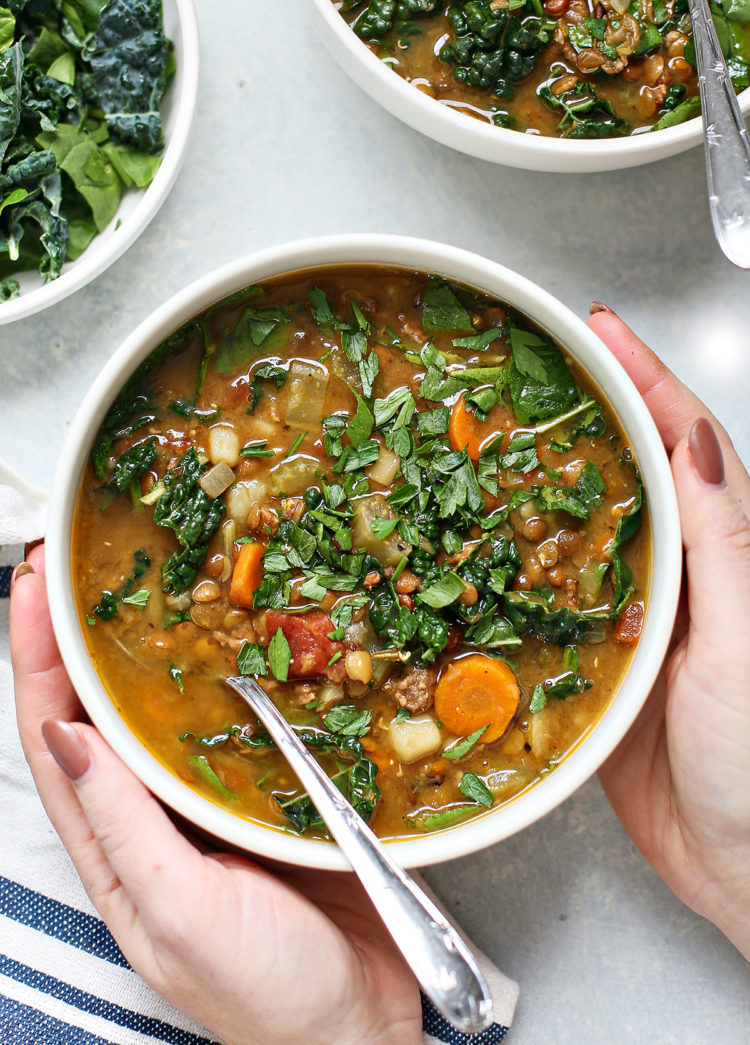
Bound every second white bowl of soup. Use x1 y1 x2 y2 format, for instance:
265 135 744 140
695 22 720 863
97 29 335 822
46 235 681 870
307 0 750 172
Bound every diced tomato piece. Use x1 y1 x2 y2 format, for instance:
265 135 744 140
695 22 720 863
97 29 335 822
265 610 347 682
614 602 644 646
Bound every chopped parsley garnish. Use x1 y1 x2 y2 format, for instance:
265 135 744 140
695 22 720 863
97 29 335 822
459 772 494 808
443 725 490 760
237 641 268 677
120 588 151 608
323 705 372 737
241 441 276 458
268 628 292 681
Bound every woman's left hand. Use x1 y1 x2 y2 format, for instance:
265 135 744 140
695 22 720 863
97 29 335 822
10 545 422 1045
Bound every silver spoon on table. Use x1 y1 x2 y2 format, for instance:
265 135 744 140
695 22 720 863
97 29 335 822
686 0 750 267
225 674 494 1035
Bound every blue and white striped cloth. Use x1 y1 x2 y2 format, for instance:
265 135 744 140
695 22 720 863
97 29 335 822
0 460 518 1045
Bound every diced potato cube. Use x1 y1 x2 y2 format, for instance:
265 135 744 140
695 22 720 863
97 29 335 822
246 417 277 441
499 728 526 757
208 424 240 467
225 479 267 524
390 714 442 764
366 444 401 488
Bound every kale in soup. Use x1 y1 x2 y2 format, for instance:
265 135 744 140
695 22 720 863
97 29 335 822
334 0 750 138
73 266 649 841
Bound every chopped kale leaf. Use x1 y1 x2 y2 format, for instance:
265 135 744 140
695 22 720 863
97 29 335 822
153 448 225 594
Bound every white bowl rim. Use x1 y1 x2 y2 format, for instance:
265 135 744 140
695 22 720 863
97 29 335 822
46 233 682 871
306 0 750 171
0 0 200 325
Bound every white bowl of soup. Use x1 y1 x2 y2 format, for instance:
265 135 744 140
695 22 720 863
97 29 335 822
46 234 681 870
306 0 750 172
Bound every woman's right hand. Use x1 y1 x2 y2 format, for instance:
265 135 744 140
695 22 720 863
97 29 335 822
589 306 750 962
10 546 423 1045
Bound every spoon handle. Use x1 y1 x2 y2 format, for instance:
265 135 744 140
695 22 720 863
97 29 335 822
225 675 493 1035
688 0 750 268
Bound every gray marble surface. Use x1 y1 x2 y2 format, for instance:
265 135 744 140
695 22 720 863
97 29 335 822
1 1 749 1042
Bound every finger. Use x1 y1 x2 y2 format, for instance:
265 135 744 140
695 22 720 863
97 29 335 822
587 310 711 447
9 561 128 913
671 420 750 697
587 310 750 511
43 720 208 935
10 559 82 755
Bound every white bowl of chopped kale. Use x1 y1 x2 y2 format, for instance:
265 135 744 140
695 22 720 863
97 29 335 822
309 0 750 172
0 0 199 323
45 234 682 870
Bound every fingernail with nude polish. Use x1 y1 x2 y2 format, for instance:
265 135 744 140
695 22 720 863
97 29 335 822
42 720 91 782
10 561 34 593
689 418 725 488
589 301 617 317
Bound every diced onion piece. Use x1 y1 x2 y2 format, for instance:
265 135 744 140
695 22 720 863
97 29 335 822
318 684 345 710
221 518 237 559
285 360 329 427
578 558 605 604
518 498 537 521
199 461 235 499
218 555 232 583
165 590 192 612
269 454 321 496
208 424 240 467
225 479 267 523
351 493 411 568
140 481 166 506
389 714 442 764
366 444 401 487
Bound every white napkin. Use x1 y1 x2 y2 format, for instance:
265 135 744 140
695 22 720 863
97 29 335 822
0 459 47 551
0 462 518 1044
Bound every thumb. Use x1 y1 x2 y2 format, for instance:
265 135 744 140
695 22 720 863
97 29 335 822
672 418 750 689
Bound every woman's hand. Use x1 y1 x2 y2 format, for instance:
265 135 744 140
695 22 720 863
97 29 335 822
589 305 750 961
9 547 422 1045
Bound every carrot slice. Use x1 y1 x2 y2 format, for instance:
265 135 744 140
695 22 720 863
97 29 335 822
448 394 507 462
434 654 520 744
448 394 485 461
229 541 265 608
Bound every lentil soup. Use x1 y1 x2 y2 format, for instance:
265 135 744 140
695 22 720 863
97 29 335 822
73 266 649 842
334 0 750 138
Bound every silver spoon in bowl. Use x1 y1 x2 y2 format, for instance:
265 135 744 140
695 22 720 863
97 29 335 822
225 674 494 1036
686 0 750 267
